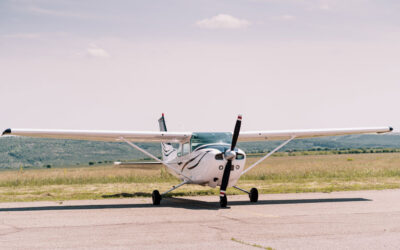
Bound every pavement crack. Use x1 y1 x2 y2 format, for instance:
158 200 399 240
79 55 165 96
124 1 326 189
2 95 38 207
0 223 22 237
199 224 225 240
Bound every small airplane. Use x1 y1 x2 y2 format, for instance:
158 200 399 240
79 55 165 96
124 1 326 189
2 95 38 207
2 115 393 207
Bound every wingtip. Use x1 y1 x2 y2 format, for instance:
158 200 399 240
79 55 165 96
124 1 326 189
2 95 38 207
2 128 11 136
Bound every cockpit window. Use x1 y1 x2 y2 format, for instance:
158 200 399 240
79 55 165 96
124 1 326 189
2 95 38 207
191 132 232 151
196 144 230 152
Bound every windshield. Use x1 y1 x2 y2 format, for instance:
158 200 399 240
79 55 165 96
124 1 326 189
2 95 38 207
191 132 232 151
194 144 231 152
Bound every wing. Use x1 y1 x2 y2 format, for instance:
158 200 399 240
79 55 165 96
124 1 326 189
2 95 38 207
238 126 393 142
1 128 192 143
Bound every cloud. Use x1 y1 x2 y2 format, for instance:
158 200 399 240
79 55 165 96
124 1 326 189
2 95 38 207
86 46 110 58
196 14 250 29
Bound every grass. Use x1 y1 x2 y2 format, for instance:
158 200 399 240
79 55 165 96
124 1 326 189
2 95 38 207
231 237 274 250
0 153 400 202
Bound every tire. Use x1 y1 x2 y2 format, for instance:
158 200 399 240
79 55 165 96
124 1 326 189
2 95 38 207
220 195 228 208
249 188 258 202
152 190 162 205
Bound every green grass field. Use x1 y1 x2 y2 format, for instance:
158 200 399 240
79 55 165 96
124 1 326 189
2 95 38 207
1 152 400 202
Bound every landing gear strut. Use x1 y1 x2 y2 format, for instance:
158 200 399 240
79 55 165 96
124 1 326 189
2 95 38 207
151 180 189 206
233 186 259 203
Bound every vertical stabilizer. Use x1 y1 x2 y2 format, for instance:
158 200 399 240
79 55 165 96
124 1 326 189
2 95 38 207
158 113 167 132
158 114 177 162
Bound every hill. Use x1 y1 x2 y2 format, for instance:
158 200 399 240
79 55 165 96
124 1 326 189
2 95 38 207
0 134 399 169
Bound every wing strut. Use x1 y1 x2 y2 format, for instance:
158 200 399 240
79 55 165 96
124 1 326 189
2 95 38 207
120 137 192 181
241 136 296 176
162 180 189 195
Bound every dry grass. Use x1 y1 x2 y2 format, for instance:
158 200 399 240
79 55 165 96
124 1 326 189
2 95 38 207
0 153 400 202
0 165 175 187
243 153 400 180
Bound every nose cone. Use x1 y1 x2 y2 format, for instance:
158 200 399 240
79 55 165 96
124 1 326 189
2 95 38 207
224 150 236 160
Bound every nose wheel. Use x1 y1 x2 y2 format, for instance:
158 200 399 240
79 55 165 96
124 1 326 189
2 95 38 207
220 195 228 208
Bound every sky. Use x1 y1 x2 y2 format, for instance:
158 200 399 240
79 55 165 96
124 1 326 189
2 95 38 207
1 0 400 132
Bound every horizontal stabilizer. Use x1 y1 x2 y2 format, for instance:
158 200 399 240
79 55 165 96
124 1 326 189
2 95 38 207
114 161 161 165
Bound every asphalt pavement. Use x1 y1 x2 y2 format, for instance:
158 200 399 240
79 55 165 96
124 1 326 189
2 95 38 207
1 189 400 249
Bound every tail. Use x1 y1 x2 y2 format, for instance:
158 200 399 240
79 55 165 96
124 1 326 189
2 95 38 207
158 113 177 162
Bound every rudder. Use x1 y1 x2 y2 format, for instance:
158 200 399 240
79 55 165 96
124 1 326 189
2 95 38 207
158 114 177 162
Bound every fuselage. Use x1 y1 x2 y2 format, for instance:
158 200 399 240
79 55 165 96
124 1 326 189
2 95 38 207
162 132 246 188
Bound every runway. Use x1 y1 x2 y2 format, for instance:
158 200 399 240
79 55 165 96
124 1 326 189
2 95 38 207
1 189 400 249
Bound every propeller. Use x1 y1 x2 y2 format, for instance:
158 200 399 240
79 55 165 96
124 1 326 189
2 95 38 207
220 115 242 200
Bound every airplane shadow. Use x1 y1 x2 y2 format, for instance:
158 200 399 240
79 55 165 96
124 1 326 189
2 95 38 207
102 192 151 198
0 196 371 212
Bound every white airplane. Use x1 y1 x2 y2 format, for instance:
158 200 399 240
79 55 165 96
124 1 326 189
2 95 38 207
2 115 393 207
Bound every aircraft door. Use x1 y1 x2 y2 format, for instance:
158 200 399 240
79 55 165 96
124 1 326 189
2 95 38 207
182 143 190 156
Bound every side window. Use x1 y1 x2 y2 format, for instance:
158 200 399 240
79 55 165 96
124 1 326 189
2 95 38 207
182 143 190 156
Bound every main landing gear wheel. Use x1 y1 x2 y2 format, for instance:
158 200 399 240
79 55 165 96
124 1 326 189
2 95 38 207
152 190 162 205
220 195 227 208
249 188 258 202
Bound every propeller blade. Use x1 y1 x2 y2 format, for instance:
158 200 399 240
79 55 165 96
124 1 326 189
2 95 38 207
219 115 242 198
231 115 242 150
220 160 232 197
